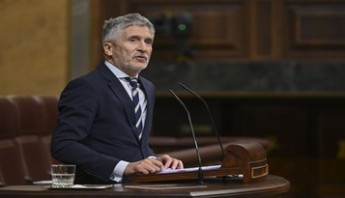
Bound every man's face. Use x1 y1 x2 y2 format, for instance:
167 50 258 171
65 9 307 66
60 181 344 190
104 26 154 77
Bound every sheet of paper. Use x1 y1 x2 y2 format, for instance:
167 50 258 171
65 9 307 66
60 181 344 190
158 165 221 174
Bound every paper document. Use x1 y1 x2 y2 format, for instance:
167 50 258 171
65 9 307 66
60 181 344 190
158 165 221 174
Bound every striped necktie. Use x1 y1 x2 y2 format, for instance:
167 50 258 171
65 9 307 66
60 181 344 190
126 78 143 137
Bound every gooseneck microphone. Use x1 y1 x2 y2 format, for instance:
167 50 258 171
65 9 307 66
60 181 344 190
169 89 204 184
179 82 225 162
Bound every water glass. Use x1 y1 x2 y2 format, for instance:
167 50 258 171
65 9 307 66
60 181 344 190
51 164 76 188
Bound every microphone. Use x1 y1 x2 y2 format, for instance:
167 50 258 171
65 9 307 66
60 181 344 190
169 89 204 184
178 82 225 162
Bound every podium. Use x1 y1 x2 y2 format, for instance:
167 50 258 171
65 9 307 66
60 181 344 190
0 142 290 197
130 141 269 184
0 175 290 198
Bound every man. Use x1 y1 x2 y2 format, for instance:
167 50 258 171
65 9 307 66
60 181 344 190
51 13 183 184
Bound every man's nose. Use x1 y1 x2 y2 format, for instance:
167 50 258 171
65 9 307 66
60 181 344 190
138 41 148 52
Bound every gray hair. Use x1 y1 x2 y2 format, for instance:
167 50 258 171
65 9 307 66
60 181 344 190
102 13 155 44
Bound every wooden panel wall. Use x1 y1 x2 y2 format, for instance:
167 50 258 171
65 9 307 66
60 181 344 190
153 93 345 158
91 0 345 64
282 0 345 59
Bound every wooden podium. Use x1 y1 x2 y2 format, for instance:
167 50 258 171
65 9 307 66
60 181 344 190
0 175 290 198
130 141 269 184
0 141 290 198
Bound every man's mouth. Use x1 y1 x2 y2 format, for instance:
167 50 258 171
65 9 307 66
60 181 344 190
134 55 148 63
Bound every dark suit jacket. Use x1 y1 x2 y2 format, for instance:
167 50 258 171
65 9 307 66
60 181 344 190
51 62 156 184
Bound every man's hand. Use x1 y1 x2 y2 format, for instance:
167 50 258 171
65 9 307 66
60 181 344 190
158 154 184 170
124 155 184 175
124 157 164 175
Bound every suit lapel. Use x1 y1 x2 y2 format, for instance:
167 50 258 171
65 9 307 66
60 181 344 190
97 63 140 141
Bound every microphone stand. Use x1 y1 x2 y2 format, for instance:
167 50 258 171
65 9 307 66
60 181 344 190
169 89 204 184
179 83 229 183
178 82 225 162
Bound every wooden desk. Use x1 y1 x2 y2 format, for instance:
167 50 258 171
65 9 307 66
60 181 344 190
0 175 289 198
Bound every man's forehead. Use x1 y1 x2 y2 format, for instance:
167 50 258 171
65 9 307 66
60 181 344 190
123 25 154 37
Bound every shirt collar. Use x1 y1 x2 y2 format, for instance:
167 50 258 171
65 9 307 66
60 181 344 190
104 61 138 80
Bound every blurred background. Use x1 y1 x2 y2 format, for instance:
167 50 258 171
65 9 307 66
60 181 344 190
1 0 345 197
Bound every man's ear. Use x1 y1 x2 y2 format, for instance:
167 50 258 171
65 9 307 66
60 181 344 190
103 42 113 56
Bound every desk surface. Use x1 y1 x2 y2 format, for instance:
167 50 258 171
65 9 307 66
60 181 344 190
0 175 290 198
